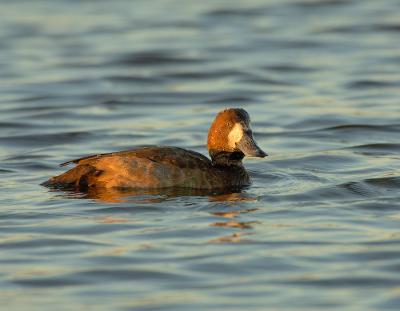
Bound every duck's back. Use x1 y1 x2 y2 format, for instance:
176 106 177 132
43 146 249 190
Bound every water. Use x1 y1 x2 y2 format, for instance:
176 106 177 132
1 0 400 310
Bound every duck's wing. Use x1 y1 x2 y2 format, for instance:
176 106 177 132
60 146 212 169
132 146 212 170
59 146 152 167
60 152 111 167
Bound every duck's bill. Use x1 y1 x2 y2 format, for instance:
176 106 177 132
236 135 267 158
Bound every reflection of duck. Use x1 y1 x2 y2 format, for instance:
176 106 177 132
76 187 250 203
43 108 267 191
58 187 259 204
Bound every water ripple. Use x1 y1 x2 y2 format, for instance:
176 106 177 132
110 51 206 67
1 0 400 310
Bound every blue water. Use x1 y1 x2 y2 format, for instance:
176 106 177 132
1 0 400 310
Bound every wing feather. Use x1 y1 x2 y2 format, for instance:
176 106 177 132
59 146 212 170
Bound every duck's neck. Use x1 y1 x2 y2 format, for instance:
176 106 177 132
209 150 245 167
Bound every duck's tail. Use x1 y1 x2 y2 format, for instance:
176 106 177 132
41 164 103 191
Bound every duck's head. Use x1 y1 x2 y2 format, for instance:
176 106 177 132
207 108 267 166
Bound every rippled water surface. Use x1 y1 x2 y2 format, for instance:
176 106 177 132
1 0 400 310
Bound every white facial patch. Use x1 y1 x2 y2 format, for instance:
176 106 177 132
228 123 244 148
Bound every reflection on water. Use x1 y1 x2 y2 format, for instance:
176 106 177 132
211 220 260 229
213 208 259 218
49 185 255 203
208 232 255 244
1 0 400 310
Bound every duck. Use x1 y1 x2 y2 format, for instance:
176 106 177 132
42 108 267 191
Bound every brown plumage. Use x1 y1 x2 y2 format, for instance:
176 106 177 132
208 108 250 153
43 108 267 191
